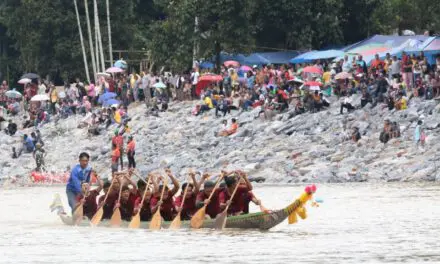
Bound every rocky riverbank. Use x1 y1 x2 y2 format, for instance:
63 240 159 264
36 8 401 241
1 95 440 184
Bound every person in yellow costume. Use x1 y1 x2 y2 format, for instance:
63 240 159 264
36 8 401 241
288 184 317 224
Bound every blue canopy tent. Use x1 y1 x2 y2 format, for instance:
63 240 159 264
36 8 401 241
244 53 270 66
253 51 300 64
305 49 345 61
289 50 318 64
400 37 440 64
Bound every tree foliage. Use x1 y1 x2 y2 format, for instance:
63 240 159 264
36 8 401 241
0 0 439 82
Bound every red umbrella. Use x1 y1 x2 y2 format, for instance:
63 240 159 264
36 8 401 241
196 74 223 96
303 66 323 74
199 74 223 82
224 60 240 68
304 81 323 86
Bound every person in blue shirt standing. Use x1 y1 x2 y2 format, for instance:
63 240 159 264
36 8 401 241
66 152 93 213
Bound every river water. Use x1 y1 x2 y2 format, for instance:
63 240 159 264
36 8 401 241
0 183 439 264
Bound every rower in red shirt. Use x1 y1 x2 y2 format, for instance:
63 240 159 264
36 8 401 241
80 171 103 219
219 171 253 216
114 172 139 221
174 172 206 220
99 179 120 220
133 175 157 221
196 179 223 219
150 169 180 221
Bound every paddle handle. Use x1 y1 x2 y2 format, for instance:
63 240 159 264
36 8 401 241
177 176 191 210
138 174 153 208
158 176 168 204
206 174 224 202
116 177 124 204
100 177 116 206
223 175 242 213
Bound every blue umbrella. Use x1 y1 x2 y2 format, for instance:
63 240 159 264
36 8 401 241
103 99 120 107
98 92 117 103
114 60 127 69
200 61 214 69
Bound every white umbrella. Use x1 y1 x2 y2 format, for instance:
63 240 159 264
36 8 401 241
31 94 50 102
58 91 66 98
309 86 321 91
18 78 32 84
5 89 22 98
153 82 167 89
97 72 111 78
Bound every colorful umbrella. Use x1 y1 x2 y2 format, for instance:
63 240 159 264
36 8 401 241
199 74 223 82
224 60 240 68
103 99 120 106
304 81 323 87
196 74 223 96
98 92 117 103
5 89 22 98
31 94 50 101
153 82 167 89
106 67 124 73
335 72 352 80
302 66 323 74
114 60 127 69
287 77 304 84
18 78 32 84
200 62 214 69
239 65 252 72
20 73 40 79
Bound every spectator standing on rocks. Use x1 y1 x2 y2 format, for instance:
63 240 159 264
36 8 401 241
111 143 120 173
414 120 426 149
33 143 47 172
126 135 136 169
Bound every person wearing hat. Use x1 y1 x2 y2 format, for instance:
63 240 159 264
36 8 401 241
126 135 136 169
33 143 47 172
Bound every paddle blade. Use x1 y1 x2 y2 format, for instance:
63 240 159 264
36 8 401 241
169 213 182 230
110 208 122 227
72 204 84 225
90 207 103 226
128 213 141 229
214 210 227 230
190 206 206 229
149 211 162 230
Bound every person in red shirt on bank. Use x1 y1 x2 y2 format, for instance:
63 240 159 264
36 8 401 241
219 171 253 216
174 172 207 220
126 135 136 169
111 131 124 170
111 143 120 173
150 169 180 221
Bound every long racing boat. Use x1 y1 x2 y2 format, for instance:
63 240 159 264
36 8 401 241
50 186 317 230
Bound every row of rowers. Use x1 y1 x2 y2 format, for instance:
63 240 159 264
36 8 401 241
79 169 263 222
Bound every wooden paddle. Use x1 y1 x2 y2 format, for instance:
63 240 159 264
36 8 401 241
110 175 125 227
214 175 242 230
169 176 191 230
190 174 224 229
128 174 153 229
90 177 116 227
72 185 89 225
149 176 168 230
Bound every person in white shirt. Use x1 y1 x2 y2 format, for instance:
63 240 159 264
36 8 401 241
340 93 355 114
342 55 352 73
38 80 47 95
190 68 200 99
